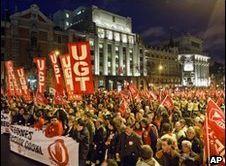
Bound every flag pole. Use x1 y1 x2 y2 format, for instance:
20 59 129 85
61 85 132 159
205 100 211 166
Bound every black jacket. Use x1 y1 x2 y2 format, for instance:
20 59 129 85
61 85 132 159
71 127 90 160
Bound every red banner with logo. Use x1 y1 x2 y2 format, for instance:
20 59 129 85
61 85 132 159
203 98 225 165
49 52 66 104
5 61 21 96
33 57 47 105
16 67 32 101
59 54 74 100
68 42 94 94
160 95 174 113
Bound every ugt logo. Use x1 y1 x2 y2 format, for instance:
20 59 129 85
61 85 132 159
209 156 223 165
48 139 69 166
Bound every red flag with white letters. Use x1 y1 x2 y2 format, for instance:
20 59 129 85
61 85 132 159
49 52 65 104
203 98 225 165
160 95 174 113
16 67 32 101
59 54 74 100
68 42 94 94
5 61 21 96
33 57 47 105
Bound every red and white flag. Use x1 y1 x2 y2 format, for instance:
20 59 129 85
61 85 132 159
16 67 32 101
203 98 225 165
128 83 140 100
33 57 47 105
160 95 174 113
5 61 21 96
68 42 94 94
59 54 74 100
49 52 65 104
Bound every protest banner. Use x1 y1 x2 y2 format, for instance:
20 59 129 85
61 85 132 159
68 42 94 94
1 112 11 134
10 125 79 166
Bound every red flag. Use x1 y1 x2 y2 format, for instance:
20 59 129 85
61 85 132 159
216 97 224 107
128 83 139 98
203 98 225 165
49 52 66 104
68 42 94 94
160 95 174 113
16 67 32 101
119 99 128 117
33 57 47 105
59 54 74 100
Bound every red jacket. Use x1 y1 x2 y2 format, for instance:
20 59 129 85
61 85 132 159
45 120 64 138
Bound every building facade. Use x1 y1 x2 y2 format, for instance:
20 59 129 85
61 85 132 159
160 34 210 87
142 47 181 89
53 5 146 90
1 4 88 89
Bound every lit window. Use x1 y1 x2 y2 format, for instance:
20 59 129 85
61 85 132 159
108 62 111 67
128 36 134 44
114 32 120 42
115 47 119 51
77 11 82 15
89 40 94 46
99 44 103 48
66 22 69 26
122 34 127 43
66 13 69 18
106 30 113 40
98 28 105 38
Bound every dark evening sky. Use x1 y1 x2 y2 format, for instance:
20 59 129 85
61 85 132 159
2 0 225 63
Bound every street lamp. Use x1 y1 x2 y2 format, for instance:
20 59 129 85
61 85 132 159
158 64 163 85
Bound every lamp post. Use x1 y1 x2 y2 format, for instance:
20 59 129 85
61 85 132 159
158 64 163 86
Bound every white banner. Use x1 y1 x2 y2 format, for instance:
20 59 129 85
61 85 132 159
10 125 79 166
1 112 11 134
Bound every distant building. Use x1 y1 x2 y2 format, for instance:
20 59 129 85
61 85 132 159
210 61 225 87
53 5 146 90
144 47 181 87
1 4 87 88
160 34 210 87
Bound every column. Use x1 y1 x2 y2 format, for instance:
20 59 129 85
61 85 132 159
94 37 99 75
103 41 108 75
119 45 123 76
126 46 130 76
132 45 137 76
112 43 116 75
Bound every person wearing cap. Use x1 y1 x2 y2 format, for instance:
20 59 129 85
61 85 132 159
155 138 180 166
71 119 90 166
136 145 160 166
44 117 64 138
179 140 200 166
116 123 143 166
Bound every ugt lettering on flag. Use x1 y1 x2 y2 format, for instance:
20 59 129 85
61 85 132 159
68 42 94 94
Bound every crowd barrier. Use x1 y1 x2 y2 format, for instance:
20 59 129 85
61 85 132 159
1 112 11 134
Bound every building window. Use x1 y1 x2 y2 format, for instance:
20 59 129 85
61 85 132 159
106 30 113 40
99 44 104 75
114 32 120 42
66 21 69 26
1 27 5 36
191 41 200 48
122 34 127 43
77 10 82 15
128 36 134 44
98 28 105 38
1 40 5 47
31 32 37 48
89 40 94 47
58 36 61 43
113 16 115 22
66 13 69 18
108 44 112 74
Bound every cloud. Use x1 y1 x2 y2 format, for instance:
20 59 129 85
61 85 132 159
141 26 166 38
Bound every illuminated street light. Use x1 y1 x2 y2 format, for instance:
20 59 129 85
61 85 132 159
55 50 60 56
158 64 163 71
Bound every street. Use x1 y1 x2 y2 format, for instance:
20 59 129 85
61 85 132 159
1 134 46 166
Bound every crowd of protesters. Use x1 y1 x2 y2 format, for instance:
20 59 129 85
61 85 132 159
1 86 225 166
